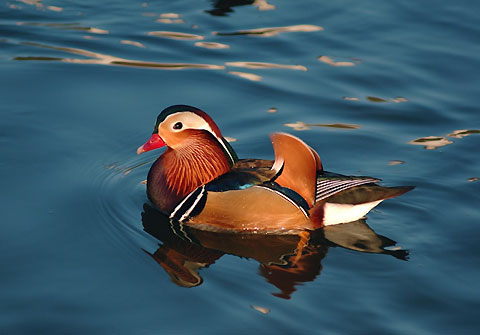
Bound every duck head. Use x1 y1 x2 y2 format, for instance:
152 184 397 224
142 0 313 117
137 105 238 212
137 105 236 161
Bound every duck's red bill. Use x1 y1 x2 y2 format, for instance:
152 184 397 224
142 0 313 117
137 134 166 154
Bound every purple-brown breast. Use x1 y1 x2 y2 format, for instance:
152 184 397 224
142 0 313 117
147 129 231 213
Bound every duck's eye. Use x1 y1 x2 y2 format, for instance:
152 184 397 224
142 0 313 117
173 122 183 130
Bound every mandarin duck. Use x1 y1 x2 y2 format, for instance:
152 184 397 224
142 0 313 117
137 105 413 234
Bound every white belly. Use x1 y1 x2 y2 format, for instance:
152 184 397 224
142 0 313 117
323 200 382 226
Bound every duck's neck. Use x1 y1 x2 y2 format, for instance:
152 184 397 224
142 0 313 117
147 135 232 213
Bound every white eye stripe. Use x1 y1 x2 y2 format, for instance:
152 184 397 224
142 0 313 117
164 112 215 134
163 112 235 164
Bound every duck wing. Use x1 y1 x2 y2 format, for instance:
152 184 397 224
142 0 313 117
315 171 381 202
205 159 276 192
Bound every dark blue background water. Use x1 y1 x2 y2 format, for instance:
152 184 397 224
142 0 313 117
1 0 480 334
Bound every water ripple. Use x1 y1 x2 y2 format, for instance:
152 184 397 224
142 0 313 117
92 153 156 256
147 31 204 40
284 121 361 131
195 42 230 49
16 22 109 34
318 56 357 67
408 129 480 150
214 24 323 37
228 71 262 81
226 61 307 71
14 42 225 70
156 13 184 24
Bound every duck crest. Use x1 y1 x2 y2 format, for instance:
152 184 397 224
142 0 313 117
147 130 231 212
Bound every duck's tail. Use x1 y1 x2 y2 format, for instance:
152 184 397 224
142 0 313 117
270 132 414 227
310 184 415 227
322 183 414 205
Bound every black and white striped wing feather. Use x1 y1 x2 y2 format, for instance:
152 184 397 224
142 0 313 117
315 175 380 202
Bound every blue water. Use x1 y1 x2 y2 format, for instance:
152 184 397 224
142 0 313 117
1 0 480 334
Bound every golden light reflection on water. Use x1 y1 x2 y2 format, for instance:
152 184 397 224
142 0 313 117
253 0 275 11
284 121 360 131
447 129 480 138
318 123 361 129
156 13 184 23
147 31 204 40
409 129 479 150
367 96 407 103
318 56 356 67
17 0 41 5
47 6 62 12
214 24 323 37
251 305 270 314
226 61 307 71
391 97 408 103
14 0 61 11
16 22 109 34
14 42 225 70
194 42 230 49
284 122 310 131
388 160 405 166
408 136 453 150
120 40 146 48
160 13 181 18
366 96 388 103
228 71 262 81
343 96 408 103
156 19 184 24
12 5 326 76
14 38 308 72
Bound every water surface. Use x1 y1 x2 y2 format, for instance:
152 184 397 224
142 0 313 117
1 0 480 334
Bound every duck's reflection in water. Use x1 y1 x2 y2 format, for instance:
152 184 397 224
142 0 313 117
142 203 408 299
